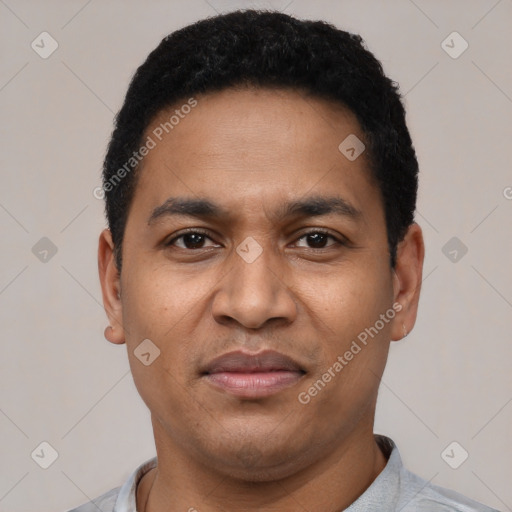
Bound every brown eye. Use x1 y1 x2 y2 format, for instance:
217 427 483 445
295 231 342 249
179 233 207 249
166 230 219 250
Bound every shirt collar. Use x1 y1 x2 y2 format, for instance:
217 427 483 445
113 456 157 512
344 435 402 511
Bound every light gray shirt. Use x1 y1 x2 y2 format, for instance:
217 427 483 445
67 436 499 512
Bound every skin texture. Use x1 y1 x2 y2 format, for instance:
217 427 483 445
98 87 424 512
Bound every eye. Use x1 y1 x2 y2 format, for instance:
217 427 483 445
166 230 220 250
294 230 344 249
165 229 345 251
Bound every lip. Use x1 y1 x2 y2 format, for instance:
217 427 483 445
201 350 306 398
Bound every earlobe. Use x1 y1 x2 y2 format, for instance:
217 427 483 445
104 324 124 344
98 229 126 345
390 223 425 342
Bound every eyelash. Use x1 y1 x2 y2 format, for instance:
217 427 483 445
165 228 346 250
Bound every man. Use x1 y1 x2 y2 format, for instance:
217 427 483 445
69 9 498 512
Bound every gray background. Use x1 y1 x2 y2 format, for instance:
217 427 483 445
0 1 511 511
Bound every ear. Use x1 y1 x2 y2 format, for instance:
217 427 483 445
98 228 125 344
390 223 425 341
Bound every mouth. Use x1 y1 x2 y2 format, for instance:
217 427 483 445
201 350 306 399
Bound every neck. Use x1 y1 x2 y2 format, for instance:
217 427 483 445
138 420 388 512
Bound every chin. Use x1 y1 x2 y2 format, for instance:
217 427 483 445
197 434 312 483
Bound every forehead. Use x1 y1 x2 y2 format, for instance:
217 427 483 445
129 87 381 225
144 87 365 166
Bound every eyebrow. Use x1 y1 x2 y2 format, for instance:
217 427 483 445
147 195 362 225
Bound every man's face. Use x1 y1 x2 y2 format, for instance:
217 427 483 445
101 88 415 480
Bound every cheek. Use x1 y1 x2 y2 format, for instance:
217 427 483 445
120 271 198 418
120 265 219 387
298 272 392 424
305 262 391 334
121 264 205 339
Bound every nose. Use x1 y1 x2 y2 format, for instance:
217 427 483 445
211 241 297 330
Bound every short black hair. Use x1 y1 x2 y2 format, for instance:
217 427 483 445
102 9 418 271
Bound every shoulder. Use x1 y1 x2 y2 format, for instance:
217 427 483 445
398 467 500 512
64 455 157 512
65 486 121 512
